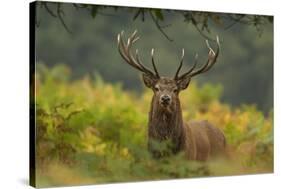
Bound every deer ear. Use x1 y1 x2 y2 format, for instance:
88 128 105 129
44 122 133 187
142 74 157 88
177 77 191 90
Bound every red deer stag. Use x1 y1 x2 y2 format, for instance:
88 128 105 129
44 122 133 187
117 30 226 161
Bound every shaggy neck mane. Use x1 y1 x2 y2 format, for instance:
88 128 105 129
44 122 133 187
148 96 185 154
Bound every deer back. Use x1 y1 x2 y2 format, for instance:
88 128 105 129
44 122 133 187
183 120 226 161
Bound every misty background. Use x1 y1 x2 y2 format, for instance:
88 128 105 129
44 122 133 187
35 2 273 113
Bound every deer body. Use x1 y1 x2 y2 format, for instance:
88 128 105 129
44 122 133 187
117 31 226 161
147 78 225 160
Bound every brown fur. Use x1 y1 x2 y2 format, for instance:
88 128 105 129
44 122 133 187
183 121 226 160
147 78 226 161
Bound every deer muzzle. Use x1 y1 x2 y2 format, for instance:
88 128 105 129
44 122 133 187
160 94 172 107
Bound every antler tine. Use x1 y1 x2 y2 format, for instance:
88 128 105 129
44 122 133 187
130 30 139 43
117 32 131 63
135 49 148 71
178 36 220 80
151 48 160 78
118 32 142 71
174 49 185 80
200 36 220 73
127 30 137 48
184 52 210 78
177 53 198 80
190 36 220 76
135 49 159 77
117 30 158 77
206 39 215 55
174 49 184 79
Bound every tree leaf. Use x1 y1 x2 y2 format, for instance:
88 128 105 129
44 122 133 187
154 9 164 21
267 16 273 23
91 6 98 19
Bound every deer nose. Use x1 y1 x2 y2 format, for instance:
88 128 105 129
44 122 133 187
160 95 171 104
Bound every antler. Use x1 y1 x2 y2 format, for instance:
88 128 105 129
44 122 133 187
117 30 160 78
174 36 220 81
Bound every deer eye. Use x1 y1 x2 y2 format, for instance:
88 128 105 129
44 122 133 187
154 86 160 92
173 88 178 93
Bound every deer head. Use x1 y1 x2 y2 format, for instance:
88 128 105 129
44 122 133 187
117 30 220 113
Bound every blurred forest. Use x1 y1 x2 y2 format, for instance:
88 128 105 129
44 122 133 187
33 1 273 187
35 2 273 113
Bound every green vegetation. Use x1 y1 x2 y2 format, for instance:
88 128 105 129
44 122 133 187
35 65 273 187
33 2 273 187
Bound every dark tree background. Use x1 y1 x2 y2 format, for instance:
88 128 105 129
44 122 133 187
35 1 273 113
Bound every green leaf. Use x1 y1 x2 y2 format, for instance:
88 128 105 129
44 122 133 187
267 16 273 23
91 6 98 19
154 9 164 21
